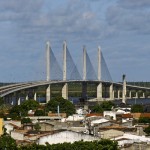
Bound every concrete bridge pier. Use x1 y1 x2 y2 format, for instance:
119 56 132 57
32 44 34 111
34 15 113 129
61 41 68 100
11 99 14 105
122 74 127 103
46 85 51 103
142 92 145 98
18 97 21 105
97 82 102 100
25 94 29 100
129 90 132 99
34 92 37 101
135 91 138 98
62 83 68 100
117 90 120 99
109 84 114 100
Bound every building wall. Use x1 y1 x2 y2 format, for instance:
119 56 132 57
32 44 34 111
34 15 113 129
4 124 14 134
39 131 99 145
4 120 21 127
48 113 66 118
104 111 117 120
40 123 54 131
100 129 124 139
0 118 3 135
11 131 24 140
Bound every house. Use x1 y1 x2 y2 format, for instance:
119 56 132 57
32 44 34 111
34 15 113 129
90 118 111 127
4 123 20 134
86 113 103 117
99 129 124 139
11 130 27 140
38 122 54 131
38 130 99 145
66 114 84 121
104 110 129 120
114 133 150 147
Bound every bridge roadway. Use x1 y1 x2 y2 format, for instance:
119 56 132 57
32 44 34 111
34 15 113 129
1 80 150 98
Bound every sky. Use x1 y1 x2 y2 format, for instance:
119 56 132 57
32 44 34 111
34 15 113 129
0 0 150 82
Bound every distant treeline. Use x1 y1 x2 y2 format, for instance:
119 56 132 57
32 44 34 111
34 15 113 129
0 82 16 87
127 82 150 87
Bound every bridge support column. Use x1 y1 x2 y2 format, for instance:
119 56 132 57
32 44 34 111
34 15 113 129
135 91 138 98
34 92 37 101
62 83 68 100
18 97 21 105
46 85 51 103
109 84 114 100
97 83 102 100
129 91 132 99
117 90 120 99
142 92 145 98
122 75 126 103
25 95 28 100
11 98 14 105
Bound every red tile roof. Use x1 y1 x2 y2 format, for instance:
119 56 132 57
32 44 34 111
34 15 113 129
86 113 103 117
121 114 133 118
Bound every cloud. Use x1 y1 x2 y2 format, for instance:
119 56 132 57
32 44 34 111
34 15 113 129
118 0 150 9
0 0 150 82
105 0 150 35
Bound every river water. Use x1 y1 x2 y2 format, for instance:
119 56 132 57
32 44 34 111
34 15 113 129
11 96 150 106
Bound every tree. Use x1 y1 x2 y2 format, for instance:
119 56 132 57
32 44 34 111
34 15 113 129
21 99 39 111
131 104 144 113
34 123 41 132
9 105 27 119
0 134 17 149
46 96 75 116
144 125 150 135
21 117 31 124
138 117 150 124
34 109 45 116
0 97 4 106
19 139 119 150
91 104 103 113
0 97 11 119
101 101 115 111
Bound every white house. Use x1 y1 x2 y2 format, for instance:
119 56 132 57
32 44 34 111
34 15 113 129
114 133 150 147
4 122 21 134
66 114 84 121
38 130 99 145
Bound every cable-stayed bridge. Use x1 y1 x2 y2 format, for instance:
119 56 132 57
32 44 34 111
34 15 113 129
1 41 150 105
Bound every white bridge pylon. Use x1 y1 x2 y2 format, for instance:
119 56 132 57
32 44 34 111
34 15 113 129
46 41 112 82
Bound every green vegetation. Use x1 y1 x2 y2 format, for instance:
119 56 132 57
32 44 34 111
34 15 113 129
138 117 150 124
91 101 115 113
1 97 75 119
34 123 41 132
131 104 144 113
0 137 118 150
21 117 31 124
46 96 75 116
0 134 17 149
8 99 40 120
34 109 45 116
101 101 115 111
127 82 150 88
21 99 39 111
91 104 103 113
0 97 11 119
144 125 150 135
